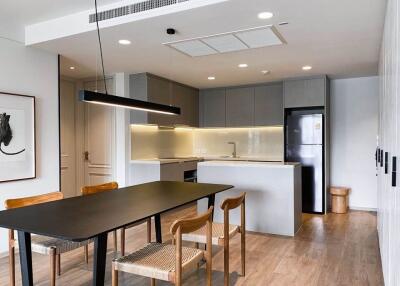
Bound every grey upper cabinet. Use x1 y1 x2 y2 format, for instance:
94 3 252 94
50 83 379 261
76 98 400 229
129 73 199 126
284 77 326 108
226 87 254 127
200 89 226 127
147 75 175 126
172 83 199 127
254 84 283 126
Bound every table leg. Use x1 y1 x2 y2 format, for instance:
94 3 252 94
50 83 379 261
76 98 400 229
93 232 108 286
155 214 162 243
208 194 216 220
17 231 33 286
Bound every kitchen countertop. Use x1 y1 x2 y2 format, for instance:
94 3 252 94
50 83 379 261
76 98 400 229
198 160 301 168
130 157 202 164
131 156 286 164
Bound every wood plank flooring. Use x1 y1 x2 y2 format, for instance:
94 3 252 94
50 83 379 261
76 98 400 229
0 206 384 285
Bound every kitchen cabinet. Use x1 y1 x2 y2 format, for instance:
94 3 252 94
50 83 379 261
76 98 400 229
226 87 254 127
130 160 199 185
254 83 283 126
200 83 284 127
284 77 326 108
130 73 199 126
147 75 175 126
160 163 183 181
199 89 226 127
172 83 199 127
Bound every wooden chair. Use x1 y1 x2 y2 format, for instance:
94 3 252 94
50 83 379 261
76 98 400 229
81 182 151 256
112 207 214 286
182 193 246 286
5 192 91 286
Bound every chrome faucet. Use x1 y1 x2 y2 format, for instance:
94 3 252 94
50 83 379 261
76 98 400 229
228 142 237 158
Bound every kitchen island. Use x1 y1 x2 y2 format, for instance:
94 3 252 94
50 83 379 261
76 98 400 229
197 160 302 236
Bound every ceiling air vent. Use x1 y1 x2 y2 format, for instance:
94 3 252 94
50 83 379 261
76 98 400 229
164 25 287 57
89 0 190 23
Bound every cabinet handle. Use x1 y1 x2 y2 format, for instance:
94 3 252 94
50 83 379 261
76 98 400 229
381 150 384 167
385 152 389 174
379 148 382 163
392 156 397 187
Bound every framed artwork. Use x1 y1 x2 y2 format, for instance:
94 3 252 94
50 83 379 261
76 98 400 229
0 92 36 183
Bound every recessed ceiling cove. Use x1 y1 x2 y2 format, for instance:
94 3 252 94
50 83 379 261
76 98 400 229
164 25 286 57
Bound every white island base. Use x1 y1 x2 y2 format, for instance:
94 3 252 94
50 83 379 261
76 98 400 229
197 161 302 236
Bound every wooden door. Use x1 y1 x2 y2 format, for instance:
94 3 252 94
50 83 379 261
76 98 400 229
60 80 77 198
83 79 115 186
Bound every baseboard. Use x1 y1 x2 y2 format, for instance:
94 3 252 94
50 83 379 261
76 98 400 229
0 250 12 258
349 206 377 212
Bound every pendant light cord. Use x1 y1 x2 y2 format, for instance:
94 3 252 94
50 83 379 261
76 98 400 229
94 0 108 95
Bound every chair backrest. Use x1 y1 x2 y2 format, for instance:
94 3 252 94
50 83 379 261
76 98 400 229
81 181 118 196
5 192 64 240
5 192 64 210
170 207 213 284
220 193 246 240
220 192 246 211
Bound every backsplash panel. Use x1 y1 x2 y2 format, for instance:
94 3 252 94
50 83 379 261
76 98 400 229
131 125 284 161
131 125 193 159
193 127 284 161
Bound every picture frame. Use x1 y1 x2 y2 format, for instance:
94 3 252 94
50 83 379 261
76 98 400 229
0 92 36 183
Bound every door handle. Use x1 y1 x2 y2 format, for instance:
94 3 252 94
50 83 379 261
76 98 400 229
84 151 89 161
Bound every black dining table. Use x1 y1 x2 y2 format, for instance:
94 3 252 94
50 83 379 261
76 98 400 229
0 181 233 286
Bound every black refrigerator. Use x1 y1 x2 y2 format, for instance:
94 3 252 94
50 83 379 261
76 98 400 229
285 113 324 214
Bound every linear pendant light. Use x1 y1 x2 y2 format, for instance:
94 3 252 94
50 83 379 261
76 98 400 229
79 0 180 116
80 90 180 115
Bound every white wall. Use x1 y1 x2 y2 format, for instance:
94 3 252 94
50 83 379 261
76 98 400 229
330 76 379 210
0 37 59 253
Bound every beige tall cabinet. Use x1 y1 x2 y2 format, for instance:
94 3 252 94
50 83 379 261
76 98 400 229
377 0 400 285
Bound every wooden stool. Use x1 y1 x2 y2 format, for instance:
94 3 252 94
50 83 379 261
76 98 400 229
330 187 350 214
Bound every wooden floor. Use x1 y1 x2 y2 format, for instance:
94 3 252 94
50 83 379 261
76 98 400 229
0 206 384 286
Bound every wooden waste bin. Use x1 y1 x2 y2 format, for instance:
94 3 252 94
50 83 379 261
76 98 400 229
330 187 350 214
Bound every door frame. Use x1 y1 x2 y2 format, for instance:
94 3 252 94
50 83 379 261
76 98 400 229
75 76 116 194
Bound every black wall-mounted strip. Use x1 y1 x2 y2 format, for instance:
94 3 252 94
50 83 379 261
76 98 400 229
392 156 397 187
385 152 389 174
381 150 384 167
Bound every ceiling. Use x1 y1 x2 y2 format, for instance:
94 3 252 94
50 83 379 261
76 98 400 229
2 0 387 88
0 0 119 42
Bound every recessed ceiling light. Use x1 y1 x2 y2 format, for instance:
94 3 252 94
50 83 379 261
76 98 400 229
258 12 274 20
118 39 131 45
261 70 270 75
238 63 248 68
208 76 216 80
69 66 75 70
302 65 312 71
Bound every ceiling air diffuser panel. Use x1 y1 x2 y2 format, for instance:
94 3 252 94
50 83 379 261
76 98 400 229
202 34 248 53
164 25 286 57
170 40 217 57
235 26 284 48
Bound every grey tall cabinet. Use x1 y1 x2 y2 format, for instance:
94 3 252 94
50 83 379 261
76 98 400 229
283 75 331 213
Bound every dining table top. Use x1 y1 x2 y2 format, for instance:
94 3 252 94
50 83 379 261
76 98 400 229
0 181 233 241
